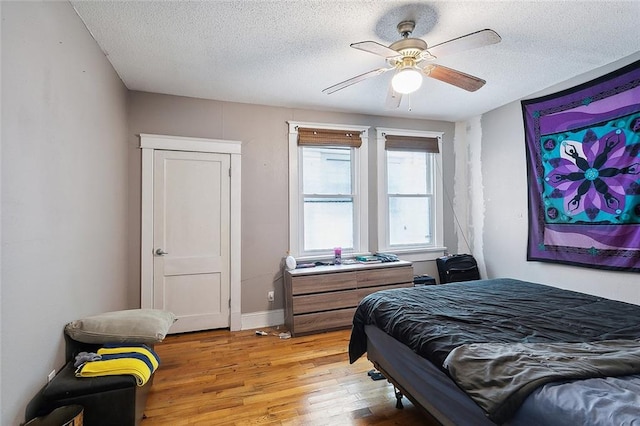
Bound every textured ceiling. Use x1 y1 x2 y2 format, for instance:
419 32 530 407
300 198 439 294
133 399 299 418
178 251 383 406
71 1 639 122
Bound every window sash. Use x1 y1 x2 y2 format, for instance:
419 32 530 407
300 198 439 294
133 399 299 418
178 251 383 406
387 194 433 247
386 150 432 195
298 144 356 253
302 196 355 251
386 152 434 248
302 146 353 195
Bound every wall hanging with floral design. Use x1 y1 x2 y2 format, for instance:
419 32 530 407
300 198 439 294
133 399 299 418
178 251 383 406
522 59 640 271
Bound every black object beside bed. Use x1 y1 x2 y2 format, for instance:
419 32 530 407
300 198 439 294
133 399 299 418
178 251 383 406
349 278 640 425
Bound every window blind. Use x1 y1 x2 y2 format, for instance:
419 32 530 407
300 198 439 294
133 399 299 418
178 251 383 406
384 135 439 153
297 127 362 148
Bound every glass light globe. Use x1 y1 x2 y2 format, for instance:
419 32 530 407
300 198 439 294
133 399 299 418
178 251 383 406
391 68 423 94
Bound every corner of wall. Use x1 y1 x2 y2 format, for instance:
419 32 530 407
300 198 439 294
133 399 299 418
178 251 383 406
452 122 468 254
453 117 488 278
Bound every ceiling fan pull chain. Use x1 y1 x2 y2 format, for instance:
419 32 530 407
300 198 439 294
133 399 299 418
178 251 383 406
408 94 412 112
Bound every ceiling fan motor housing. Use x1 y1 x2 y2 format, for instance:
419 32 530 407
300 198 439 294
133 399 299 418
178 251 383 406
388 20 429 63
388 38 428 60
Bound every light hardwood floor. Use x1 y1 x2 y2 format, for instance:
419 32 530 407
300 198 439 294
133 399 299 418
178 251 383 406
142 327 437 425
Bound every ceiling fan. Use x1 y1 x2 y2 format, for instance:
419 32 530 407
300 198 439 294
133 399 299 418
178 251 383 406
322 20 501 108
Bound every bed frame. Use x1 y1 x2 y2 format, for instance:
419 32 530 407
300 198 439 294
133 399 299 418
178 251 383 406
365 325 495 425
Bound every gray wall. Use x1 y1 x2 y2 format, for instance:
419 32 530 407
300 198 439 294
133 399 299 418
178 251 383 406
1 2 130 424
127 93 457 314
478 52 640 305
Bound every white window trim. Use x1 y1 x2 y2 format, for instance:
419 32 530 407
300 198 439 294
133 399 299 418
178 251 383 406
376 127 445 261
288 121 369 260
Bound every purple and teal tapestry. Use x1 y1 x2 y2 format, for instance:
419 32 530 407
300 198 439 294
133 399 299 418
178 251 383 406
522 60 640 271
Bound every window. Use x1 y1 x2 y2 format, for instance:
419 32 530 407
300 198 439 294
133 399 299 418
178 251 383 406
288 122 369 258
377 128 444 258
387 150 433 245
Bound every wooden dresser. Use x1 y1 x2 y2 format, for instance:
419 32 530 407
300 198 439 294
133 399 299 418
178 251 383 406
284 260 413 336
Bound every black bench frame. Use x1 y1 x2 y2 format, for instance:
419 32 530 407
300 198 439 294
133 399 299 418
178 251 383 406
26 334 154 426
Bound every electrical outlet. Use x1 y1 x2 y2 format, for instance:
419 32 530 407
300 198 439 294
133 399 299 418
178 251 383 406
267 290 275 302
47 369 56 383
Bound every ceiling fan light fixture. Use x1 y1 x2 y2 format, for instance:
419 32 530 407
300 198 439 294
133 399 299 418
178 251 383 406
392 67 423 94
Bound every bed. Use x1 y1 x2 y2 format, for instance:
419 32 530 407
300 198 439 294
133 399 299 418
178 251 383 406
349 278 640 425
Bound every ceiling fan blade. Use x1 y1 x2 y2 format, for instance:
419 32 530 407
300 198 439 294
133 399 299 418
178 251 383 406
385 84 402 109
322 67 393 94
424 64 486 92
351 41 402 59
427 29 501 59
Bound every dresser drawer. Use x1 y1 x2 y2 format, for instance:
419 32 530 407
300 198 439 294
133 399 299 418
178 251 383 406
293 308 357 335
293 289 361 315
291 271 357 295
357 266 413 288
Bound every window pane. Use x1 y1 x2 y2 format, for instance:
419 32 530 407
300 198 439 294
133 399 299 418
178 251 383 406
303 147 352 194
389 196 431 246
387 151 428 194
304 198 353 250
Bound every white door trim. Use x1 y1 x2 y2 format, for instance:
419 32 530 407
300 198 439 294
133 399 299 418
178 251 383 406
140 133 242 331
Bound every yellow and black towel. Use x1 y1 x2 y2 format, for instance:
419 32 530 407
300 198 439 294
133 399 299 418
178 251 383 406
76 344 160 386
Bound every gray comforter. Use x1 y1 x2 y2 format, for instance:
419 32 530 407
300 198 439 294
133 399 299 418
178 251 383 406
444 340 640 423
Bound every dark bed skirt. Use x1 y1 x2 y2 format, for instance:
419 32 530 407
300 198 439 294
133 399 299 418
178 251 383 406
365 325 495 426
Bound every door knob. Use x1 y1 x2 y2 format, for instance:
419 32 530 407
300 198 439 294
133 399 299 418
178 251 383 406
155 248 169 256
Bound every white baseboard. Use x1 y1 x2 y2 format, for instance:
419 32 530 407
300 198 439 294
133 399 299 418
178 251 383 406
241 309 284 330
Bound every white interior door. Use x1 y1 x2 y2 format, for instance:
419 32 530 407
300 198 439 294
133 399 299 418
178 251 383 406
153 150 231 333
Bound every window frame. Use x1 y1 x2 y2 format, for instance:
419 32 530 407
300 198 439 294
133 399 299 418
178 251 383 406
376 127 445 261
288 121 369 260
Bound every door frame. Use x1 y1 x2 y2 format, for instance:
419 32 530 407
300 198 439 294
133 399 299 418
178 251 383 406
140 133 242 331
